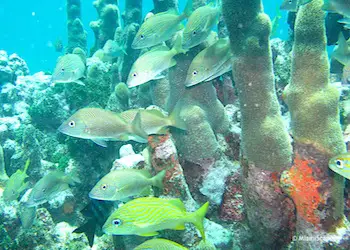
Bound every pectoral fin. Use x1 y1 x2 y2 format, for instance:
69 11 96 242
74 80 86 86
138 231 159 237
174 224 186 230
91 139 107 147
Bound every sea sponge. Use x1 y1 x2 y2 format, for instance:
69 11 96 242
66 0 87 53
222 0 292 171
114 82 129 107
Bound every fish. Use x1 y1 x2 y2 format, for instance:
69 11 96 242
58 108 148 147
19 205 36 229
3 159 30 202
102 39 127 59
51 49 86 86
127 34 187 88
204 56 233 82
280 0 313 11
102 197 209 240
271 5 282 38
89 169 166 201
73 199 114 247
338 18 350 29
131 0 193 49
332 32 350 66
54 38 63 53
342 65 350 85
25 170 80 207
134 238 188 250
185 38 231 87
323 0 350 17
329 152 350 179
182 1 220 49
119 108 186 135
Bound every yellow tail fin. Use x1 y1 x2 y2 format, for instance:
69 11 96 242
188 201 209 240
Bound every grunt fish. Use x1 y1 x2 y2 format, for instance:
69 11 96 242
204 56 233 82
185 38 231 87
58 108 148 147
332 32 350 66
323 0 350 17
127 34 187 88
25 171 80 207
131 0 192 49
329 152 350 180
89 169 166 201
3 159 30 202
102 39 127 60
103 197 209 240
119 108 186 135
182 1 220 49
134 238 188 250
280 0 313 11
51 50 86 86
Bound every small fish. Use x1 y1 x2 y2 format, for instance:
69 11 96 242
338 18 350 29
102 40 127 59
280 0 313 11
134 238 188 250
342 65 350 85
102 197 209 240
58 108 148 147
3 159 30 202
25 171 80 207
131 0 192 49
89 169 166 201
73 199 114 247
323 0 350 17
51 49 86 86
119 108 186 135
128 34 186 88
19 205 36 229
182 1 220 49
54 38 63 52
332 33 350 66
271 5 282 38
185 38 231 87
329 153 350 179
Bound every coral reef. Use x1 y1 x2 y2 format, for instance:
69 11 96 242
66 0 87 53
0 51 29 85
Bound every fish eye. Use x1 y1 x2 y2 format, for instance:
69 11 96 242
192 70 198 76
61 68 65 72
101 184 107 190
192 31 197 36
140 34 145 39
68 120 75 128
112 219 122 227
132 72 137 77
42 188 46 193
336 160 344 169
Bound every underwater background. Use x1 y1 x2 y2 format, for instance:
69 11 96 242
0 0 350 249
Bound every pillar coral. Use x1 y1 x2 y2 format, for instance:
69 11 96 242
66 0 87 53
222 0 294 247
282 0 349 246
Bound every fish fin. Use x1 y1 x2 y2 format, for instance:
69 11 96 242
338 18 350 24
65 171 81 185
168 198 186 211
73 219 97 247
19 182 29 193
73 80 86 86
153 72 167 80
322 0 337 12
171 33 187 55
174 224 186 230
151 170 166 190
155 127 168 134
139 186 152 196
168 104 187 131
131 112 149 141
182 0 193 18
177 23 185 31
170 58 177 68
23 159 30 175
91 139 108 147
138 231 159 237
187 202 209 241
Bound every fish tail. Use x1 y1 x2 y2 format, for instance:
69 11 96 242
73 219 97 247
187 201 209 241
182 0 193 18
171 34 187 55
131 112 149 141
322 0 336 12
151 170 166 190
65 171 81 185
168 104 187 131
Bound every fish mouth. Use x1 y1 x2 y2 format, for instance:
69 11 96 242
88 191 103 200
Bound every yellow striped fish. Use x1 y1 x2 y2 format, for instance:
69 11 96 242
102 197 209 240
329 152 350 180
134 238 188 250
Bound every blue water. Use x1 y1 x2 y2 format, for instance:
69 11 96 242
0 0 287 73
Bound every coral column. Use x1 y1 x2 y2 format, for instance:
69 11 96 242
222 0 294 248
66 0 87 53
282 0 350 248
